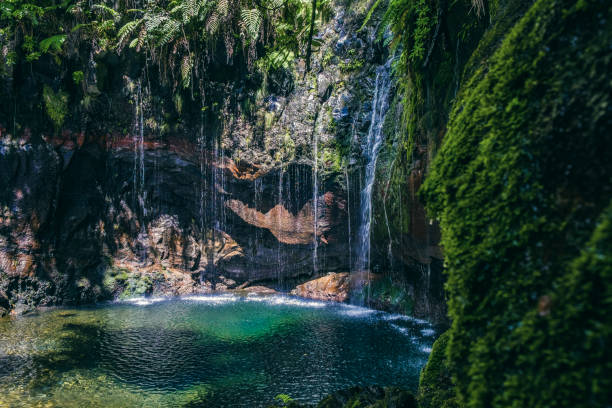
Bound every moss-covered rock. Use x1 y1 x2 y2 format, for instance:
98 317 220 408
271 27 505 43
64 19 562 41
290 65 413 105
317 386 416 408
419 0 612 406
353 275 414 315
417 331 457 408
267 386 416 408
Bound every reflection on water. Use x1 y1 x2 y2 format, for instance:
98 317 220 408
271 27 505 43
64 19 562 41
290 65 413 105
0 295 437 407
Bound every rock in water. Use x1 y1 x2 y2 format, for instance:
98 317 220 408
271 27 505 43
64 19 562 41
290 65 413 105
291 272 351 302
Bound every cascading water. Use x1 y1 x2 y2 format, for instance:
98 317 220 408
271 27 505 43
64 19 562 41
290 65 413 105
133 79 148 263
355 63 392 273
277 169 284 287
312 129 319 274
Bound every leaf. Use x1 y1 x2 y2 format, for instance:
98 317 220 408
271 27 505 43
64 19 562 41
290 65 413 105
181 54 193 88
39 34 66 53
217 0 229 16
92 4 120 21
205 11 220 34
116 19 144 49
240 8 262 40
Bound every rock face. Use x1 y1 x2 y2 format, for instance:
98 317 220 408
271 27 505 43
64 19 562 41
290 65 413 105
0 0 446 321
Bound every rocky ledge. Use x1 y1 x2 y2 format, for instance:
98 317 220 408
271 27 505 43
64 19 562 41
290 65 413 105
291 271 417 316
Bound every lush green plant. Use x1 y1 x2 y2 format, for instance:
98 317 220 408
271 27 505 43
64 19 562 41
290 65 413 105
72 70 84 85
274 393 294 405
417 331 458 408
42 84 68 130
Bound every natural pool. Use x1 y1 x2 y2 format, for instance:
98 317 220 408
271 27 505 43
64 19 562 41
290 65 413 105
0 294 437 407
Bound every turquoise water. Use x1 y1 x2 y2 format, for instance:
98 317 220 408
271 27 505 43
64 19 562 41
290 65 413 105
0 294 437 407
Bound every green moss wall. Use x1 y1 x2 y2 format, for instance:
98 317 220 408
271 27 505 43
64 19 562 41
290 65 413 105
418 0 612 405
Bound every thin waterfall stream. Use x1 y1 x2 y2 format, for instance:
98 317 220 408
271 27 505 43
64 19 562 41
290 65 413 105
355 63 392 273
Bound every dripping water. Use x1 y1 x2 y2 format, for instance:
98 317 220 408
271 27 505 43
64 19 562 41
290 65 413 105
277 168 284 288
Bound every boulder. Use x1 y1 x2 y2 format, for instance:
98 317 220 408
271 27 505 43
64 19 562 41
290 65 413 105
291 272 351 302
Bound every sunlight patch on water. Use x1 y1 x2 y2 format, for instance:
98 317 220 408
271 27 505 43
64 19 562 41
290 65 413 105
183 294 239 304
338 304 378 317
247 295 327 308
390 323 409 335
420 328 435 336
122 297 168 306
381 313 428 325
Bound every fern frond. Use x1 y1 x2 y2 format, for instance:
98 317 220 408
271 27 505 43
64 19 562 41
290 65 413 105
240 8 262 40
116 19 144 49
217 0 229 17
39 34 66 53
158 19 180 47
205 11 220 34
181 53 193 88
92 4 120 21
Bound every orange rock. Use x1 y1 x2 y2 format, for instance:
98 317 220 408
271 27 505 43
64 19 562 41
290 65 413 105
226 199 328 245
291 272 351 302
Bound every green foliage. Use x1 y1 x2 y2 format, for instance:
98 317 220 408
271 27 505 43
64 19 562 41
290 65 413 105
420 0 612 406
241 8 262 40
381 0 486 160
354 276 413 315
72 70 84 85
42 85 68 130
39 34 66 53
407 0 432 63
417 331 458 408
316 386 416 408
274 393 295 405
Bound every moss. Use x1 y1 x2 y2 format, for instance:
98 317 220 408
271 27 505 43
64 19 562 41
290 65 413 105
354 276 413 315
417 331 458 408
419 0 612 406
339 58 364 73
316 386 416 408
103 267 156 299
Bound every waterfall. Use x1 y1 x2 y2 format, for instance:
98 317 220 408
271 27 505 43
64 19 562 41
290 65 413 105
198 92 206 284
345 166 352 270
133 80 146 218
277 168 284 288
355 63 392 272
312 129 319 274
133 79 147 263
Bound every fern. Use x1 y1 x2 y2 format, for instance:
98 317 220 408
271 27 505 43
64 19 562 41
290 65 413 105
359 0 383 32
206 11 220 34
158 19 180 47
241 8 262 40
181 54 193 88
117 19 144 49
216 0 229 17
91 4 120 21
39 34 66 53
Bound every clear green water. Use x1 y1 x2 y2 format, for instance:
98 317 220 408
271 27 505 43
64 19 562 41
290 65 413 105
0 294 437 407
